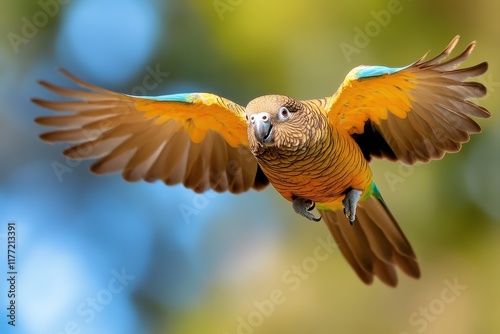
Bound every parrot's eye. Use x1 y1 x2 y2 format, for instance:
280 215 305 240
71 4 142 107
278 107 290 120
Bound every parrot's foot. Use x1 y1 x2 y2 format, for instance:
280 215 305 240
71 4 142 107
342 189 363 225
292 198 321 222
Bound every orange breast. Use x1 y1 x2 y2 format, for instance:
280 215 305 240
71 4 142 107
259 127 372 204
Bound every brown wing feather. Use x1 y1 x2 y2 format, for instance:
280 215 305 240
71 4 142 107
330 36 490 165
320 196 420 287
34 69 269 194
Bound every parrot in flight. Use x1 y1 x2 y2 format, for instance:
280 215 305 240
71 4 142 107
34 36 489 286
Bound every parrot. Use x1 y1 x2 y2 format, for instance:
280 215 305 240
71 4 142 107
33 36 489 287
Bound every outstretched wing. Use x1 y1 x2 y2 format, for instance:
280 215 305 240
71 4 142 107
326 35 490 164
34 69 269 193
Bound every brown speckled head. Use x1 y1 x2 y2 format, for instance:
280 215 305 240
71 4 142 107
245 95 328 156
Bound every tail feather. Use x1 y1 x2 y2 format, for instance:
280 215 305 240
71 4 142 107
319 195 420 287
393 252 420 278
372 257 398 286
325 214 374 285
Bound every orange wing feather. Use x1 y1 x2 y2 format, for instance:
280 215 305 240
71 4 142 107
327 35 490 164
34 69 268 193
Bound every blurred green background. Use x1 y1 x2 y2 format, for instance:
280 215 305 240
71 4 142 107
1 0 499 333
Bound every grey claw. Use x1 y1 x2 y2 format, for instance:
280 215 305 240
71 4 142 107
310 213 322 222
293 198 322 222
342 189 363 225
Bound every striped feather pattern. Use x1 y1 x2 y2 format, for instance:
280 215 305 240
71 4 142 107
34 69 267 193
327 35 490 164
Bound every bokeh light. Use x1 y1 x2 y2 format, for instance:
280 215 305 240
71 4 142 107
56 0 162 85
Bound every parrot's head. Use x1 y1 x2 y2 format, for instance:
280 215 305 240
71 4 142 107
245 95 327 155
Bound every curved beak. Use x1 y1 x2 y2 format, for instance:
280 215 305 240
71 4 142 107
251 112 273 145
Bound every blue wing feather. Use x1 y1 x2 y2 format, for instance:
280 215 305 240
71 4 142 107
354 65 411 79
128 92 195 102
